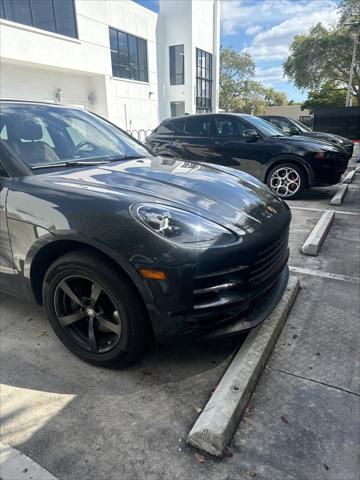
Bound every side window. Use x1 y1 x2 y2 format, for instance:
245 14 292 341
184 116 210 137
216 118 239 138
271 118 291 134
156 120 173 135
173 118 185 135
237 120 249 135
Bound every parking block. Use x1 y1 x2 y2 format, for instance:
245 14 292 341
187 276 300 457
301 210 335 256
330 184 348 205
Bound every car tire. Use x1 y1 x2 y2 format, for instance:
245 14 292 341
43 248 149 367
267 162 306 199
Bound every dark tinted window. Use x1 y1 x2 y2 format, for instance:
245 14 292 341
216 117 238 137
185 116 211 137
169 45 184 85
156 120 173 135
31 0 56 32
270 117 293 134
196 48 212 113
0 0 77 38
172 118 185 134
109 28 148 82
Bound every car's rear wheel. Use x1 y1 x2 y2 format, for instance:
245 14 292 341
267 163 306 199
43 248 148 367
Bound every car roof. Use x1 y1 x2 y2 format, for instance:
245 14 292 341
161 112 254 123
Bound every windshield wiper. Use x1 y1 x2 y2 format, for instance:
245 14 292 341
31 155 146 170
31 160 113 170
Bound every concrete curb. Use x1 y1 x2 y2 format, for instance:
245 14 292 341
301 210 335 256
187 276 301 457
343 169 356 184
0 442 58 480
330 184 348 206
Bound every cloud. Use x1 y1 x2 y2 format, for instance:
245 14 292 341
254 66 287 87
245 25 262 36
246 7 339 61
221 0 339 37
221 0 339 63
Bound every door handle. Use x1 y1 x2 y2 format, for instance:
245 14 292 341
214 141 224 147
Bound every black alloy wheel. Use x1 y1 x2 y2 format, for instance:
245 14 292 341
43 248 148 366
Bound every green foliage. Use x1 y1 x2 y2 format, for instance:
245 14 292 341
219 46 255 111
301 82 348 113
219 46 288 114
283 0 360 106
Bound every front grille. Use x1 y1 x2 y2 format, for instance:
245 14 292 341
249 230 289 286
189 228 289 327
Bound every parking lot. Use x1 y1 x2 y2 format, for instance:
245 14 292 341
1 155 359 480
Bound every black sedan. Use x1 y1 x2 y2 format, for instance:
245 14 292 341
0 101 291 366
259 115 354 160
145 113 350 199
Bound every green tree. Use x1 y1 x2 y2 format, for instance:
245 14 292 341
283 21 360 105
264 87 288 106
301 82 348 113
219 46 255 111
219 46 288 113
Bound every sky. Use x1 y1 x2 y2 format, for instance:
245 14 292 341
134 0 340 102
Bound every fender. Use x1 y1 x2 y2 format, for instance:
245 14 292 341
259 154 315 185
20 229 154 308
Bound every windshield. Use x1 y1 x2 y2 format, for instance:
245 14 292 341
0 103 150 169
291 118 312 133
243 115 288 137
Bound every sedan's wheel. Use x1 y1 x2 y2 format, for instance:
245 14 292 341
267 163 306 199
43 248 148 366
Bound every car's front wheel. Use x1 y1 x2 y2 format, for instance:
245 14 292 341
267 163 306 199
43 248 148 367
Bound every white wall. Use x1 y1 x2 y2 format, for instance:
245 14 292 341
0 0 219 131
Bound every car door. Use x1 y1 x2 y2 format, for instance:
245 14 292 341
0 159 17 293
212 116 265 178
172 115 214 161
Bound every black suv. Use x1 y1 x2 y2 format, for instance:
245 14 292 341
145 113 350 199
259 115 354 160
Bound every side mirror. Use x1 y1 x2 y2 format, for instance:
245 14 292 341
289 127 300 135
243 129 259 141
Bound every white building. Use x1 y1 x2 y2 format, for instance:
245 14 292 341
0 0 220 137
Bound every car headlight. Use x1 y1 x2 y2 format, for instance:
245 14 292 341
131 203 237 246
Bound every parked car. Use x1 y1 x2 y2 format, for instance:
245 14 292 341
146 113 350 199
259 115 354 159
0 101 291 366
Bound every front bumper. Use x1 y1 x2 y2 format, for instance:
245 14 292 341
137 224 291 343
310 155 350 186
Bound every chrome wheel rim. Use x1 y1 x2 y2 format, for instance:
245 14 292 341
270 167 301 197
54 275 122 354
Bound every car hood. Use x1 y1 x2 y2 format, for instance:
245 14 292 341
32 156 290 236
304 131 353 146
272 134 345 151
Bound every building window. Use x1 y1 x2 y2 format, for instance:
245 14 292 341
0 0 77 38
170 101 185 117
109 27 148 82
196 48 212 113
169 45 184 85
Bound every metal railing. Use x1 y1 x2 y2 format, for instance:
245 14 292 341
126 129 153 143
